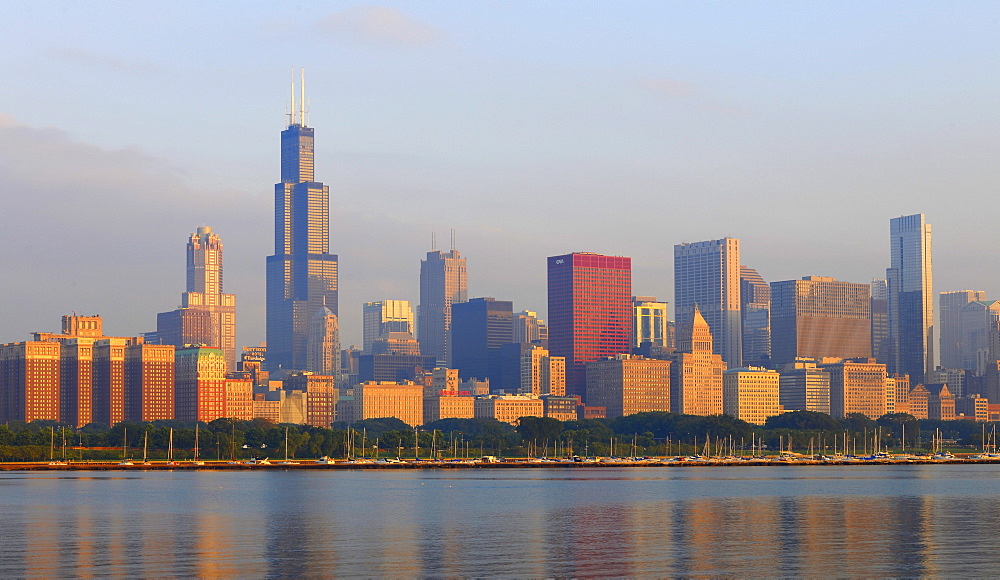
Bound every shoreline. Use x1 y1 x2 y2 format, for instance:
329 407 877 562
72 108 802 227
3 455 997 471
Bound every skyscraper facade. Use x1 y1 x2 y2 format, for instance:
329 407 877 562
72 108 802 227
939 290 986 370
674 238 742 367
266 73 338 371
887 214 933 384
547 253 632 400
306 302 340 380
362 300 414 352
769 276 871 366
418 248 467 366
451 297 513 382
670 307 726 416
632 296 668 349
740 266 771 367
870 279 890 365
155 226 237 369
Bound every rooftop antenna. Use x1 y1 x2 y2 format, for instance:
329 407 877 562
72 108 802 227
451 228 456 251
431 231 437 251
299 68 306 126
289 67 296 126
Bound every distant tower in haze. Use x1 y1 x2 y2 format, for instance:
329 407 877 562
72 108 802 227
939 290 985 370
156 226 237 370
674 238 742 368
739 266 770 367
886 214 933 383
547 252 632 400
870 279 890 365
418 235 467 366
307 299 340 380
266 69 338 371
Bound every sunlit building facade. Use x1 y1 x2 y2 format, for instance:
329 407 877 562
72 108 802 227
547 252 632 400
363 300 414 352
266 73 338 371
770 276 871 366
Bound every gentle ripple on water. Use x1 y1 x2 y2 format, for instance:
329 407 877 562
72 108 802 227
3 465 1000 577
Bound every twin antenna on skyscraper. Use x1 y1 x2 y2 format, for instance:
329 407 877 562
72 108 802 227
288 67 309 127
430 229 457 251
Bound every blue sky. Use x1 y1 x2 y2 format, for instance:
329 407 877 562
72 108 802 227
1 1 999 348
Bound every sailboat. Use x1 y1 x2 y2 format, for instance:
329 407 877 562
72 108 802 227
141 431 151 465
118 427 134 466
279 427 299 465
166 428 178 465
48 427 67 466
191 424 205 465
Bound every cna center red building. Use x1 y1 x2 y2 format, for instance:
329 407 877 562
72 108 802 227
547 253 632 401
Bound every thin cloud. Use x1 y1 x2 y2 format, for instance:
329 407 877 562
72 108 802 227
318 6 441 47
640 77 751 117
44 47 161 74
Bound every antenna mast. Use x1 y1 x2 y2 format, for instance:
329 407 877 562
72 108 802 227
451 228 456 251
289 67 296 126
431 231 437 251
300 68 306 126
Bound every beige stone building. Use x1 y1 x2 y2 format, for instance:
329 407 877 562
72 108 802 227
474 395 543 425
352 381 424 426
670 308 726 416
822 358 888 419
224 373 254 420
585 354 671 419
424 394 475 423
723 367 780 425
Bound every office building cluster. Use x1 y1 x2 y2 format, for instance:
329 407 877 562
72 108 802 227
1 83 993 429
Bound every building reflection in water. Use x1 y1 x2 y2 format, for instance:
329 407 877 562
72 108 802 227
8 469 1000 577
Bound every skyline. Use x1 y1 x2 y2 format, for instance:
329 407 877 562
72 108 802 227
2 2 1000 349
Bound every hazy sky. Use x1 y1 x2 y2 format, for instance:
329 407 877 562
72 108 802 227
1 1 999 349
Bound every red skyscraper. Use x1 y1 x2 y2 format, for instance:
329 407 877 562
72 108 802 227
547 253 632 401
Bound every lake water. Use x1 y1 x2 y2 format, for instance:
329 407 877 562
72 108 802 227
3 464 1000 577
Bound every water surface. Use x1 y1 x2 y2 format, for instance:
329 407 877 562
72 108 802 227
3 465 1000 577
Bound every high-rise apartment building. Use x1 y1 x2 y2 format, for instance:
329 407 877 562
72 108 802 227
92 338 128 427
451 297 513 383
632 296 669 349
124 343 175 422
363 300 414 352
740 266 771 367
0 341 61 423
670 307 726 416
418 248 468 366
547 252 632 400
887 214 933 384
674 238 742 367
870 279 890 365
266 72 338 371
940 290 986 370
586 354 671 419
770 276 871 366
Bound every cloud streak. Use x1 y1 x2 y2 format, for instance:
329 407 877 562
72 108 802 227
318 6 441 47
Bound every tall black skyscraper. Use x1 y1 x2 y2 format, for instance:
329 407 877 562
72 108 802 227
266 70 338 371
